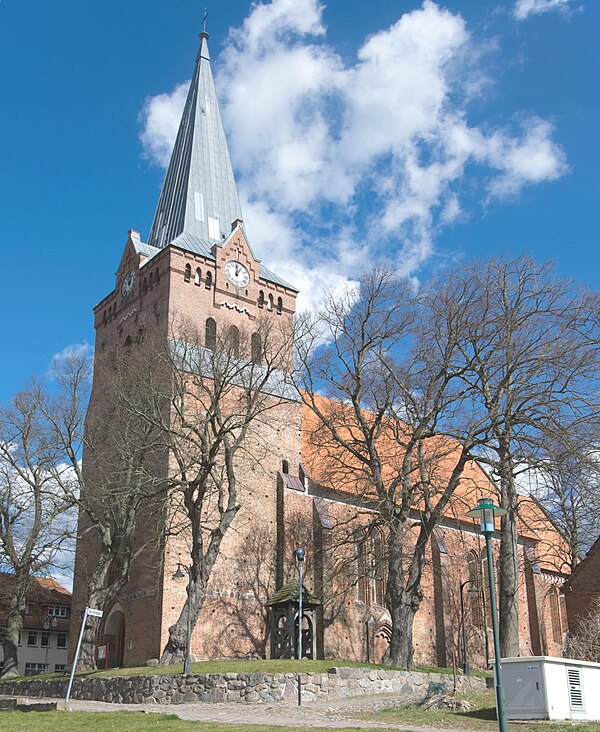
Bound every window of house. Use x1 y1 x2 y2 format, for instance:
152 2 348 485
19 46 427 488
205 270 212 289
41 631 50 648
276 296 283 315
54 664 66 673
56 633 67 649
258 290 264 308
155 267 160 283
27 631 38 647
24 662 47 676
267 293 273 311
282 460 289 474
184 263 191 282
251 332 262 365
195 267 202 286
47 605 69 618
205 318 217 351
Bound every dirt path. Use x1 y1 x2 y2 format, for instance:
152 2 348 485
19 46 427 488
5 692 464 731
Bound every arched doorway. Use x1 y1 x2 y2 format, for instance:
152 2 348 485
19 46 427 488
101 604 126 668
374 622 392 664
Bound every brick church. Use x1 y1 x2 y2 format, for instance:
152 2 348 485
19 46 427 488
71 29 571 670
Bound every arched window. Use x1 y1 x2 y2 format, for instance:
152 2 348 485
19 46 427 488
205 270 212 289
142 277 148 294
267 293 273 311
149 272 154 288
137 327 144 344
195 267 201 286
277 296 283 315
355 528 386 607
205 318 217 350
282 460 289 474
251 332 262 365
228 325 240 358
103 311 107 325
184 264 191 282
467 551 483 629
124 335 132 349
549 587 562 644
258 290 265 308
154 267 160 283
371 529 385 607
355 530 369 605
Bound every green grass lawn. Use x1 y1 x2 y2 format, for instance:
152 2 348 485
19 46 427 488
364 690 600 732
0 710 365 732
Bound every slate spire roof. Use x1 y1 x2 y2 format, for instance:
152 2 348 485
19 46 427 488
147 32 243 250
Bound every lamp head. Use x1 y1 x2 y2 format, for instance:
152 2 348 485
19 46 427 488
466 497 507 534
294 548 305 563
173 562 186 580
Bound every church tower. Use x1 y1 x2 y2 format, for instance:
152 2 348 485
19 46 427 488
71 28 302 667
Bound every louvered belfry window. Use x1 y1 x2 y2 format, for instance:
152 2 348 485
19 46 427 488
567 667 585 712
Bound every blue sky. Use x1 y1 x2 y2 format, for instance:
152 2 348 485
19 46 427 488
0 0 598 404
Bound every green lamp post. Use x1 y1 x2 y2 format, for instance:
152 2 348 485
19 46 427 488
466 497 508 732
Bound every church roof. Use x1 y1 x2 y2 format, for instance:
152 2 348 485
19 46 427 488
144 31 298 294
147 32 243 250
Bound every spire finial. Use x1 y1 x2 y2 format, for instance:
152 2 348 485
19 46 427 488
202 8 208 34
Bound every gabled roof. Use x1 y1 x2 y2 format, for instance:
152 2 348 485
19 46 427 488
134 230 299 292
147 32 243 250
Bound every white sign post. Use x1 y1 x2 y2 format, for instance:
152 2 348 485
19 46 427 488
65 607 103 703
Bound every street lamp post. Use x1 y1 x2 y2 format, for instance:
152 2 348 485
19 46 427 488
294 548 305 707
173 561 193 675
460 579 478 676
466 497 508 732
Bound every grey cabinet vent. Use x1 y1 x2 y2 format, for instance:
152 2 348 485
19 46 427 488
567 667 585 711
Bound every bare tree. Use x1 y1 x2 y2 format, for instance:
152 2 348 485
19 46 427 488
437 256 600 657
296 267 489 668
58 341 172 671
530 434 600 572
111 317 294 666
0 364 84 677
565 598 600 663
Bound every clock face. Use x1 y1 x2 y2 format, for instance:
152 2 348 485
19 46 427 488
121 270 136 298
224 260 250 288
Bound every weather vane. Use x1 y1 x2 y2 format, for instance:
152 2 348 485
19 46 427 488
203 8 208 33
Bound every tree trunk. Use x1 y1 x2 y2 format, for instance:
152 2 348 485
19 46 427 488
388 597 418 669
498 444 520 658
385 518 424 669
0 608 23 678
160 575 206 666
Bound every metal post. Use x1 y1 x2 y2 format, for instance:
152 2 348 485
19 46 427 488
184 565 193 675
484 533 508 732
66 607 89 702
460 582 469 676
298 558 303 662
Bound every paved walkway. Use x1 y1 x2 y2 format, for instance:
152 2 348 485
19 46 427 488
6 692 463 731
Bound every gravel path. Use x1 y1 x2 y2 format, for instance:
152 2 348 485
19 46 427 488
4 692 463 731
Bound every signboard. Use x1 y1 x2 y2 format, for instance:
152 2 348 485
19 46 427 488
97 645 107 660
87 608 104 618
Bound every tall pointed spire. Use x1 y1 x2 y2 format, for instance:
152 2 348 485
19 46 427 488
147 31 243 249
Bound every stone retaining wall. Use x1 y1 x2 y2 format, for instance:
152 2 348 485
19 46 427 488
0 667 485 705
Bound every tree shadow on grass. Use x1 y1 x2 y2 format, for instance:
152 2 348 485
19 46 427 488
460 706 497 721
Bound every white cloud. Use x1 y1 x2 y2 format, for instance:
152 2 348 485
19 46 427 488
513 0 576 21
140 82 190 168
139 0 568 309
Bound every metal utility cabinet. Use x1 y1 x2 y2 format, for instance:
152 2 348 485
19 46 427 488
501 656 600 721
